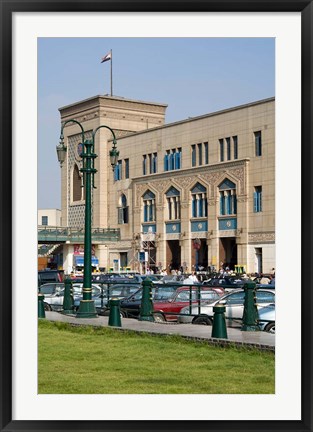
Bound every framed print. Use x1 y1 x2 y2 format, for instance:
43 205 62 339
1 0 312 431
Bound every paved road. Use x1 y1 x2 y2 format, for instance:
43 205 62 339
44 311 275 351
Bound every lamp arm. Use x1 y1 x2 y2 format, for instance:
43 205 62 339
60 119 85 143
92 125 116 143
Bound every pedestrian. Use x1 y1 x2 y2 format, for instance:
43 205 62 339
183 273 196 284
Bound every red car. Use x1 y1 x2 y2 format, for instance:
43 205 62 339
153 286 223 322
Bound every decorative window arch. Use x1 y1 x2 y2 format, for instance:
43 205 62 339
72 163 84 202
166 186 181 220
118 194 129 224
142 190 156 222
191 183 208 218
218 179 237 215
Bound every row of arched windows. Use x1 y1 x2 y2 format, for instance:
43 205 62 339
71 166 237 224
119 180 237 224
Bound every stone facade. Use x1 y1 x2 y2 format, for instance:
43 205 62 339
59 95 275 274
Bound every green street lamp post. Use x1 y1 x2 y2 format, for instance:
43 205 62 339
57 119 119 318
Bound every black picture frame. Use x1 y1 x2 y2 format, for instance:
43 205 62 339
1 1 312 431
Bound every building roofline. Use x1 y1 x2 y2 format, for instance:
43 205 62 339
115 97 275 141
58 94 168 112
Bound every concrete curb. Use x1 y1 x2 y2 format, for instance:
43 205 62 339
44 311 275 353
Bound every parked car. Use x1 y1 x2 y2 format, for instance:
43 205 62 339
202 277 245 292
38 269 64 287
39 282 65 311
39 282 100 311
78 283 141 315
258 304 275 333
118 285 179 318
178 288 275 327
152 287 223 322
118 286 221 321
100 283 141 298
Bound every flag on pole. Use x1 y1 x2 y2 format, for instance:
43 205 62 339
101 51 111 63
101 49 113 96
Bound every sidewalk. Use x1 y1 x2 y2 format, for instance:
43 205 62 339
45 312 275 352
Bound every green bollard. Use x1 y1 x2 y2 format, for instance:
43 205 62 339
211 305 228 339
38 293 46 319
62 277 74 315
108 298 122 327
241 281 261 331
138 278 154 322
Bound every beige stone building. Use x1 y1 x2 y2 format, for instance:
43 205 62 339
59 95 275 274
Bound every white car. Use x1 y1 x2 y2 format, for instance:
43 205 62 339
178 288 275 331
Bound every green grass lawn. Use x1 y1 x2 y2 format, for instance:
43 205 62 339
38 320 275 394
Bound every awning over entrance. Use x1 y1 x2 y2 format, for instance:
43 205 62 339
74 255 99 266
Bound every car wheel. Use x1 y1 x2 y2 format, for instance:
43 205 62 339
193 316 212 325
265 322 275 334
154 313 165 323
44 303 52 312
120 310 127 318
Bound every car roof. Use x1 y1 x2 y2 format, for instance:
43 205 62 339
175 286 217 291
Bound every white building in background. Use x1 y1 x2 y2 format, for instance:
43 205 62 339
38 209 62 227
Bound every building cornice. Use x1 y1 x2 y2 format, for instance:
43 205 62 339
132 158 250 184
59 95 168 119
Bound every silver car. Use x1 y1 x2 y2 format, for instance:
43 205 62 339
178 288 275 330
40 282 102 312
39 282 65 311
258 304 275 333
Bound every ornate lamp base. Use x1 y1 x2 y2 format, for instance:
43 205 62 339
76 300 98 318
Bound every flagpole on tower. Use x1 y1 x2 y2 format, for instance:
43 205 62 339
100 50 113 96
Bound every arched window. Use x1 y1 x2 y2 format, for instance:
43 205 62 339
72 164 83 202
143 191 156 222
219 179 237 215
191 183 207 218
166 187 181 220
118 194 128 224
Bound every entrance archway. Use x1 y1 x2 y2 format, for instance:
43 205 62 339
219 238 237 270
166 240 181 271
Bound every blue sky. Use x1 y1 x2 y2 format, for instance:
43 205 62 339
38 37 275 209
